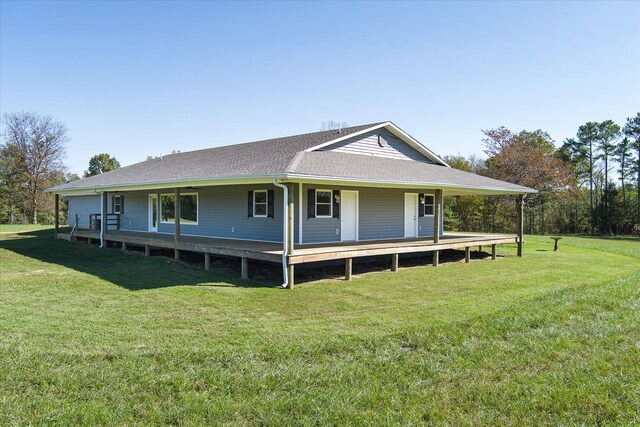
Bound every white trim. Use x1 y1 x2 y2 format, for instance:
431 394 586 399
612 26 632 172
252 189 268 218
148 194 158 232
340 190 359 242
113 195 122 214
284 175 536 195
423 194 435 216
315 189 333 218
404 193 419 238
303 122 450 167
298 182 303 245
160 192 199 225
46 175 285 195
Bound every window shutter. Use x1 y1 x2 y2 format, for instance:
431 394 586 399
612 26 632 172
111 195 115 214
332 190 339 219
248 191 253 217
267 189 274 218
120 196 124 214
307 189 315 218
418 194 425 218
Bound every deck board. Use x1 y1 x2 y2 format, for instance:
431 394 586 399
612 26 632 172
67 229 515 265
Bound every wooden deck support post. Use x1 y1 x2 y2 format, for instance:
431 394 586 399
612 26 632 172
491 244 497 260
433 189 442 243
517 194 524 257
391 253 399 272
345 258 352 281
286 183 295 289
478 245 483 252
465 246 471 263
145 245 151 256
205 253 211 270
54 194 59 238
174 187 181 260
241 257 249 279
433 250 439 267
121 242 127 251
87 238 92 245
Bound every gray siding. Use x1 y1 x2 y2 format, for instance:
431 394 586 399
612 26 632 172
67 184 441 244
301 184 439 244
318 129 433 163
155 184 283 242
115 192 148 232
67 195 101 227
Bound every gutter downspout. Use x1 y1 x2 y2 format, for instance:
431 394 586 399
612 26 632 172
100 191 105 248
273 179 289 288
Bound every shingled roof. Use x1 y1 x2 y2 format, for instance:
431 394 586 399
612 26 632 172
48 122 535 195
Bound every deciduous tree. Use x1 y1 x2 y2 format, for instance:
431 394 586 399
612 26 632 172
84 153 121 177
1 112 68 224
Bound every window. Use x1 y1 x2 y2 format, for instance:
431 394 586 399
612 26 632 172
423 194 434 215
253 190 267 217
112 195 123 214
161 192 198 224
315 190 333 217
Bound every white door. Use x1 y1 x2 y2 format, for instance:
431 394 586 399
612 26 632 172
404 193 418 238
341 190 358 241
149 194 158 232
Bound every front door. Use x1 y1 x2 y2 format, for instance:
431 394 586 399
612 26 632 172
149 194 158 232
341 190 358 241
404 193 418 238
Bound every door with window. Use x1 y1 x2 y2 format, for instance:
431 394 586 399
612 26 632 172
404 193 418 238
149 194 158 232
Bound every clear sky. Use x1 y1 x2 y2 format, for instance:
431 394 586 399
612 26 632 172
1 1 639 175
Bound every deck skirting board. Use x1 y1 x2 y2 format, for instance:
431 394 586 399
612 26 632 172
62 230 515 268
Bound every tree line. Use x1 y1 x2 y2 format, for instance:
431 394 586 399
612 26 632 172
2 110 639 236
444 113 640 236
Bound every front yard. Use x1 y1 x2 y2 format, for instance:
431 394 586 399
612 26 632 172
1 225 638 424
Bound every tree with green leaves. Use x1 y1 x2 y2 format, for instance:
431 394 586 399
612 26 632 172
613 136 634 231
595 120 621 233
84 153 121 177
1 112 68 224
623 113 640 226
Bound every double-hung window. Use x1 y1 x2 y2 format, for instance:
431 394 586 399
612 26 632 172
315 190 333 218
253 190 268 217
423 194 434 216
112 195 123 214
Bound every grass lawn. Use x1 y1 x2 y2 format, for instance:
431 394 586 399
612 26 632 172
1 225 639 425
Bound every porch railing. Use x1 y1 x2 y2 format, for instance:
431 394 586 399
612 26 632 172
89 213 120 231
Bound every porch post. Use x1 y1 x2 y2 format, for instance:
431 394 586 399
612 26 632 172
54 194 59 238
102 191 108 237
433 189 442 243
286 183 295 289
174 187 181 260
517 194 524 257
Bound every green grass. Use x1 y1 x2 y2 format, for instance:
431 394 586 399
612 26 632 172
1 226 639 425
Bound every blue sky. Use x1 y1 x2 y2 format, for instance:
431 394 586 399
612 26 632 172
1 1 639 175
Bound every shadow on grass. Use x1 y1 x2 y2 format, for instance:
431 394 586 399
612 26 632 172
0 229 278 290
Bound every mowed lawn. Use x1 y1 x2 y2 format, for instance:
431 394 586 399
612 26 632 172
1 226 639 425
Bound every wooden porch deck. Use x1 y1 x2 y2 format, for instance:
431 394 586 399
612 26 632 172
63 228 516 270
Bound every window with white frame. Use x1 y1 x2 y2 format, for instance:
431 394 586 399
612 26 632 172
161 192 198 224
253 190 268 217
113 195 122 214
424 194 434 215
315 190 333 217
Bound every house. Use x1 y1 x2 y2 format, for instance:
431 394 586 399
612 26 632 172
47 121 536 288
